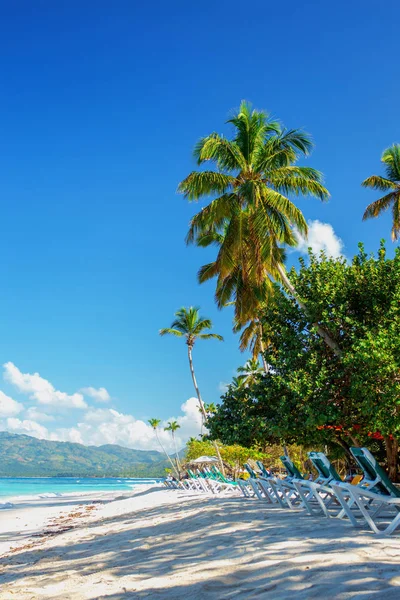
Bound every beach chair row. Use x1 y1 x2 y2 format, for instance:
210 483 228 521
238 447 400 536
164 465 240 495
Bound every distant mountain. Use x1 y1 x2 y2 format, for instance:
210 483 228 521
0 432 170 477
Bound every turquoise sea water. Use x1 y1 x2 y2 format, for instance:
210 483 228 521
0 477 161 501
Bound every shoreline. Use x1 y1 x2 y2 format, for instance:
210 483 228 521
0 484 155 557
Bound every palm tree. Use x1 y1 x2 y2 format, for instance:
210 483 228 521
237 359 264 387
203 402 218 416
164 421 182 475
228 376 245 392
179 101 341 356
362 144 400 240
160 306 225 472
234 316 270 374
148 418 179 477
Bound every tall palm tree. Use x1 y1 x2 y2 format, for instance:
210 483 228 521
179 101 341 356
362 144 400 240
148 418 179 477
160 306 225 472
164 421 182 475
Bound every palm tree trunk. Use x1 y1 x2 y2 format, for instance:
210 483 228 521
257 321 269 375
155 430 180 479
187 345 226 476
276 264 342 357
172 432 182 478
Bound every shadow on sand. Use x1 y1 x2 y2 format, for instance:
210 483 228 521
1 493 400 599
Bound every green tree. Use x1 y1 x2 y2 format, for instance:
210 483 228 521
148 418 179 477
362 144 400 240
184 438 283 479
208 243 400 480
159 306 225 472
164 421 182 475
179 101 340 355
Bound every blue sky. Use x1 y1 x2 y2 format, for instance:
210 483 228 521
0 1 399 450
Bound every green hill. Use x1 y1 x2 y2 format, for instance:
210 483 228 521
0 432 169 477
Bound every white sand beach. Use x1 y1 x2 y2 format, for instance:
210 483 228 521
1 486 400 599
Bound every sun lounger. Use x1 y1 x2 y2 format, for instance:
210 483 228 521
261 455 308 509
291 452 343 517
329 447 400 534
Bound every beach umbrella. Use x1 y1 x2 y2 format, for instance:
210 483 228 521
188 455 219 464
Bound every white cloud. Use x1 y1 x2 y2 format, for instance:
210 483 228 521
25 407 55 422
218 381 229 393
50 397 203 452
294 220 344 259
5 417 49 439
0 360 204 452
3 362 87 410
0 391 23 417
80 387 110 402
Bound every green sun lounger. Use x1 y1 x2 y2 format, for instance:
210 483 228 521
350 447 400 497
242 463 278 503
329 447 400 535
291 452 343 517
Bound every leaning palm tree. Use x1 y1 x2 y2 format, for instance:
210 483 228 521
179 101 341 356
164 421 182 475
160 306 225 472
362 144 400 240
148 418 179 478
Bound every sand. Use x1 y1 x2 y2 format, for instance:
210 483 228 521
1 485 400 599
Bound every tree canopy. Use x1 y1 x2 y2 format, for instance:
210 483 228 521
207 242 400 478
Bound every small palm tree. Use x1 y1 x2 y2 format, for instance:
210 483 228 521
149 418 179 478
229 376 245 391
237 359 264 387
164 421 182 474
160 306 225 472
203 402 218 417
362 144 400 240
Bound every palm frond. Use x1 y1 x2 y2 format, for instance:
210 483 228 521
362 191 399 220
193 133 246 171
197 262 218 284
159 328 184 337
185 194 234 245
361 175 397 191
197 333 224 341
382 144 400 182
267 166 329 201
178 171 235 201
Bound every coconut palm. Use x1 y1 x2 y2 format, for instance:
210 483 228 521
148 418 179 477
179 101 341 356
164 421 182 474
362 144 400 240
237 359 264 387
160 306 225 472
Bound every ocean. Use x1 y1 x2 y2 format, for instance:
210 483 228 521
0 476 161 502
